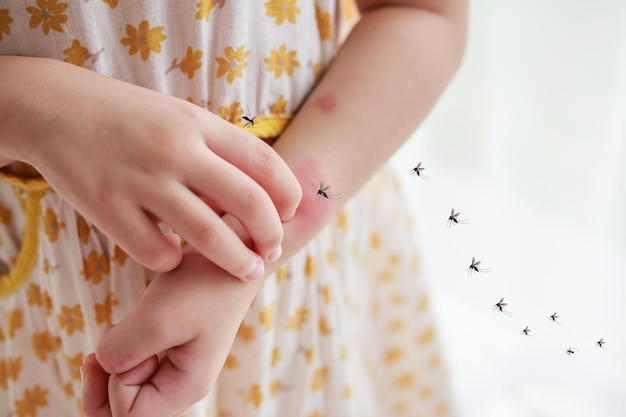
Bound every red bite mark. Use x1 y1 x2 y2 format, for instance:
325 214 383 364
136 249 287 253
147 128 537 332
314 92 336 114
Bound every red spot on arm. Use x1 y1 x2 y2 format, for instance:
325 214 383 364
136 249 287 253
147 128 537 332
313 92 336 114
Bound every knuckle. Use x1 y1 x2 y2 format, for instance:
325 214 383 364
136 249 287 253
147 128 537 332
193 221 222 252
241 186 268 213
253 142 280 179
137 241 178 272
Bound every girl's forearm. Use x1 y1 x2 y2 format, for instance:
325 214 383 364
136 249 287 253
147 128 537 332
229 2 468 301
270 3 467 266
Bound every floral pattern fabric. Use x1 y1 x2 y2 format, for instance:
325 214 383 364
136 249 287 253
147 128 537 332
0 1 455 416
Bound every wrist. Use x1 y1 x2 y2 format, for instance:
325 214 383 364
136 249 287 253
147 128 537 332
0 56 70 166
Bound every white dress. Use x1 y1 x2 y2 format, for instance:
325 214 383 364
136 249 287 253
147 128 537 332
0 1 455 416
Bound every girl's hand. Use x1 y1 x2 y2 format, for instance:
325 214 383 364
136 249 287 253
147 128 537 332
1 56 301 280
82 248 249 417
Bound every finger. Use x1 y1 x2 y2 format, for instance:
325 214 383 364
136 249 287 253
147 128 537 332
82 353 112 417
110 355 208 417
206 124 302 221
189 157 283 262
150 185 266 281
93 205 183 273
108 356 159 417
184 153 285 261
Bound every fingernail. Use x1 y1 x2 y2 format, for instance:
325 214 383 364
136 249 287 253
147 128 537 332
282 208 297 222
245 259 265 281
266 246 282 263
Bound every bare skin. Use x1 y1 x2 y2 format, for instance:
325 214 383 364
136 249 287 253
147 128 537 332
81 0 469 416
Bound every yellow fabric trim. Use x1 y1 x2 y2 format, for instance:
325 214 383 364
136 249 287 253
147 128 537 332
0 171 51 192
236 116 291 141
0 190 44 298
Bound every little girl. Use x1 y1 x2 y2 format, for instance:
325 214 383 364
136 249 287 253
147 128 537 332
0 1 467 416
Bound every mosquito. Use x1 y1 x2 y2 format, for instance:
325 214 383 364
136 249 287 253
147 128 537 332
467 257 491 275
596 338 606 349
566 347 579 356
521 326 532 337
241 106 258 128
492 297 512 316
447 208 470 226
549 312 561 324
316 181 340 202
409 162 430 180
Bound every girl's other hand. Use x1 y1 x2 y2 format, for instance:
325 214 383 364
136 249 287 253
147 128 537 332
0 56 301 280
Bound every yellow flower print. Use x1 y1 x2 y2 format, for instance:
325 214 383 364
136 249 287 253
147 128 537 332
26 0 68 35
306 411 323 417
223 355 239 369
215 45 249 84
111 244 129 266
43 258 60 274
218 102 243 124
166 46 203 79
303 347 314 363
311 60 321 80
43 291 53 316
304 255 315 280
259 302 275 331
66 353 84 381
26 283 42 306
195 0 226 21
7 308 23 339
315 5 332 41
319 316 331 336
417 293 429 311
0 9 13 42
76 215 90 243
80 250 110 284
417 325 434 346
102 0 118 8
63 39 104 67
265 44 300 79
0 357 22 390
58 304 85 336
393 373 414 389
370 231 382 249
120 20 167 61
43 207 65 243
310 367 329 391
264 0 300 25
320 285 331 304
390 319 404 332
14 385 49 417
275 264 289 284
0 327 4 342
384 346 404 364
63 381 73 397
95 293 119 325
285 307 308 330
343 385 352 398
31 331 61 362
269 95 288 115
269 380 282 396
246 383 263 408
271 348 281 367
236 322 255 342
420 386 434 399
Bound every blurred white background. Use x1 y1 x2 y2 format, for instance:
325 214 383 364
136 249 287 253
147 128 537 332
391 1 626 416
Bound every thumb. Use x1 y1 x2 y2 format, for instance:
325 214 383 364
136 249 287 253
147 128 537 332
95 292 189 375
